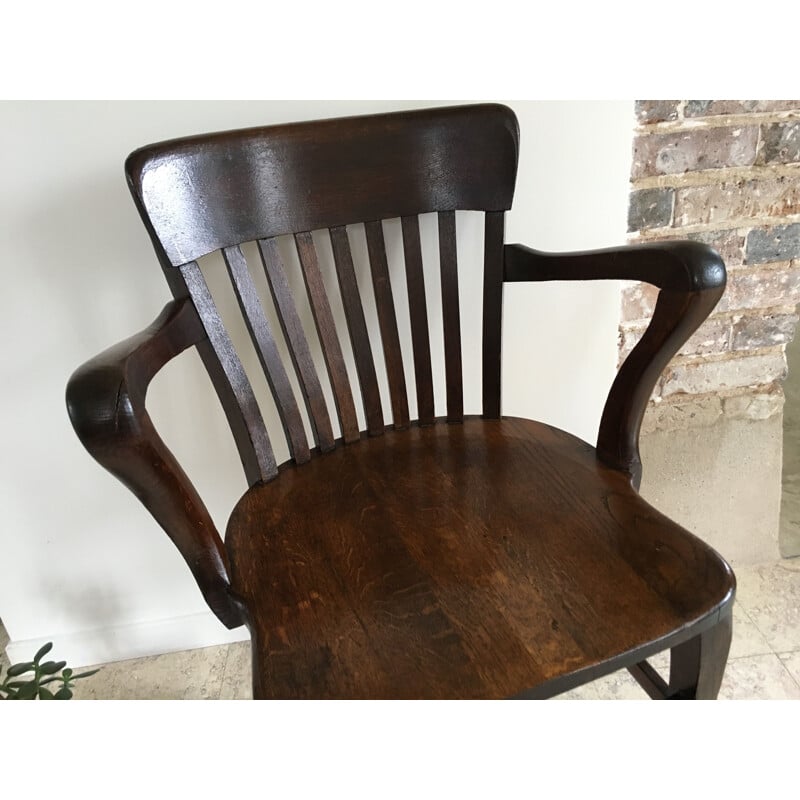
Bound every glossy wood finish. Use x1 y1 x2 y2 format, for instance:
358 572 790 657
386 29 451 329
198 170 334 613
125 104 519 266
438 211 463 422
180 261 278 483
504 241 726 486
293 232 359 445
224 244 311 464
257 236 338 452
68 104 736 699
482 212 505 420
365 220 410 429
227 418 734 699
401 215 435 425
329 225 384 436
66 299 244 627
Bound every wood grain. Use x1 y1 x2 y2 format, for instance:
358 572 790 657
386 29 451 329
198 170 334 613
228 418 734 699
294 231 360 444
365 220 410 430
503 240 726 485
223 245 310 464
401 215 435 425
181 261 278 482
482 211 505 419
438 211 463 422
329 225 384 436
66 299 244 627
126 104 520 265
256 237 336 453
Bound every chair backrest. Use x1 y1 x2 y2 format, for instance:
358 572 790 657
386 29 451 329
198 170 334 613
125 104 520 486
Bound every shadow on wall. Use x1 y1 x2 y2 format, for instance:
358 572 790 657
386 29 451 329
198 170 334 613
1 135 241 652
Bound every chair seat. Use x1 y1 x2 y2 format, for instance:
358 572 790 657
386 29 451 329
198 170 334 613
226 417 734 699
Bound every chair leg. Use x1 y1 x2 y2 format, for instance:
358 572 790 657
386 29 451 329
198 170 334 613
666 611 733 699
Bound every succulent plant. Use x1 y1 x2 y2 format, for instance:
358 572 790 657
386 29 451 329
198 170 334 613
0 642 99 699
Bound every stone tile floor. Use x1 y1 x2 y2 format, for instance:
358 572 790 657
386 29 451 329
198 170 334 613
3 559 799 700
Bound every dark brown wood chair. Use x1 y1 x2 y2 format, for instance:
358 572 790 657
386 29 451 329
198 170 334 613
66 104 735 699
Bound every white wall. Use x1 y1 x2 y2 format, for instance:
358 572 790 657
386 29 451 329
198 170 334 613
0 101 633 666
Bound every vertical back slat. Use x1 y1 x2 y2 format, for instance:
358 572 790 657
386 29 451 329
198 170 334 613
482 211 505 419
438 211 463 422
294 231 360 444
256 237 336 453
364 220 410 430
329 226 385 436
222 245 310 464
400 215 435 425
180 261 278 482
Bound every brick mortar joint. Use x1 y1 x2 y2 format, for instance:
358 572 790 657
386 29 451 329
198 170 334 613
659 344 787 366
627 220 800 245
619 305 800 333
621 242 797 270
635 110 800 135
631 164 800 191
648 384 785 404
628 215 800 238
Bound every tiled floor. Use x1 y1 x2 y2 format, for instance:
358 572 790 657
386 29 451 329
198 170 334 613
4 559 798 700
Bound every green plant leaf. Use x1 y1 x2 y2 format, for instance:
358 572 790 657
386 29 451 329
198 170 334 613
54 687 73 700
71 669 101 679
39 676 61 686
6 662 35 677
4 680 30 689
33 642 53 664
17 681 39 700
38 687 55 700
39 660 67 675
62 668 73 680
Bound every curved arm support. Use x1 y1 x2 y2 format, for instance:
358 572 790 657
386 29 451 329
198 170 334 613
66 299 246 628
504 241 726 487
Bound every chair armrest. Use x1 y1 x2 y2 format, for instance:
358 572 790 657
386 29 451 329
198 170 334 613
66 298 245 628
503 241 727 487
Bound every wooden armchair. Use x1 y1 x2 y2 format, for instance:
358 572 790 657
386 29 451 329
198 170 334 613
66 104 735 699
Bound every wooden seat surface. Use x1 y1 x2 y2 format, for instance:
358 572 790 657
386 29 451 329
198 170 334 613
227 417 735 699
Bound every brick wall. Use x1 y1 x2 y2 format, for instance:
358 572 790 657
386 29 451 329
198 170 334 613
624 100 800 432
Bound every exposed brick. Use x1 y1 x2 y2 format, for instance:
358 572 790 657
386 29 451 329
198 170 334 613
639 229 746 267
661 352 787 397
682 316 733 356
684 101 716 117
641 396 723 434
618 256 799 325
685 229 747 267
620 315 730 362
746 224 800 263
626 101 800 418
632 126 759 179
635 101 680 124
674 177 800 226
628 187 674 231
731 313 799 350
726 266 800 310
723 390 784 420
761 121 800 165
685 100 800 117
620 282 658 322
